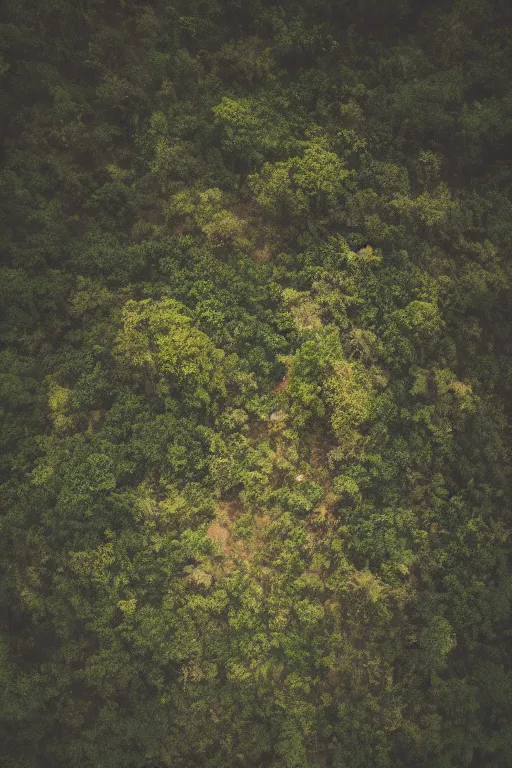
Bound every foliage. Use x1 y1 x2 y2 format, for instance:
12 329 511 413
1 1 512 767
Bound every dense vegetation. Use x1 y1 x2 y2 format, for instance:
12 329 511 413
1 0 512 766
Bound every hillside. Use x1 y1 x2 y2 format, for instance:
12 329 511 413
1 1 512 766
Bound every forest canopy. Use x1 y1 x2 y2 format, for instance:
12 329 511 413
1 0 512 766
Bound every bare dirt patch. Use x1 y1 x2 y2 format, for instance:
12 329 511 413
206 520 230 549
254 242 272 262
